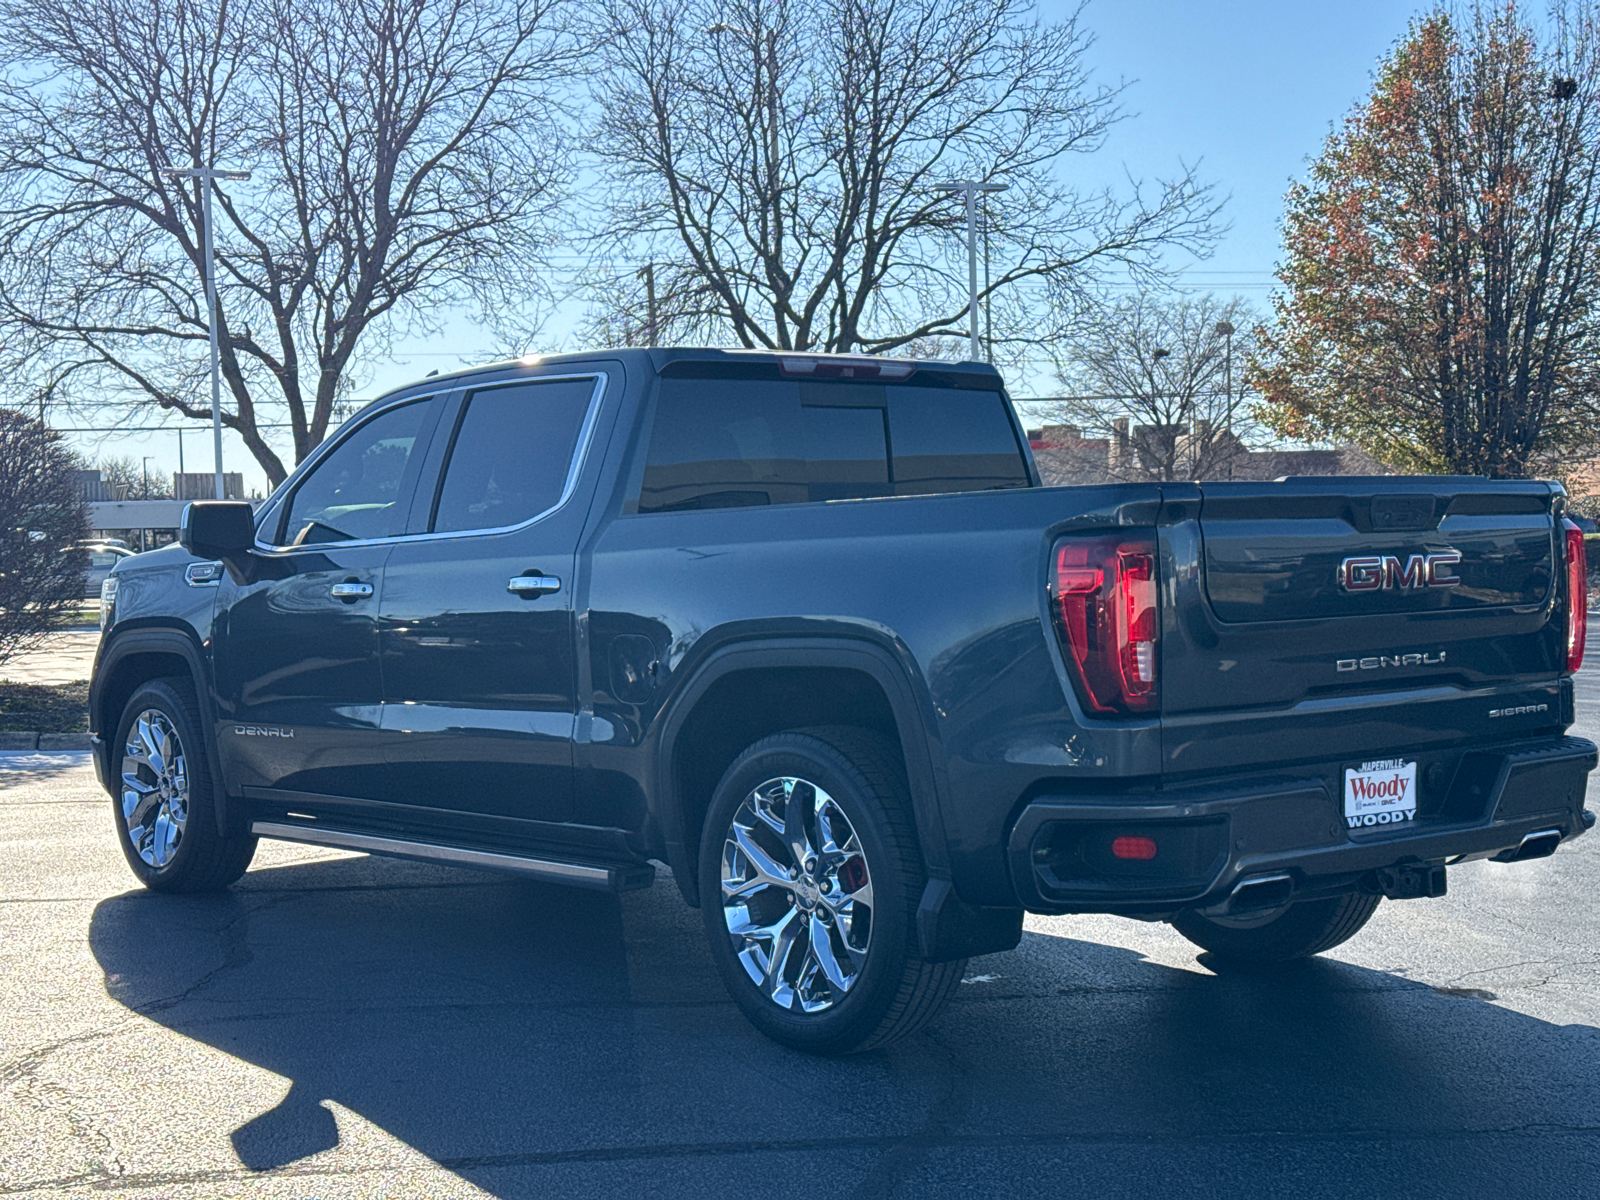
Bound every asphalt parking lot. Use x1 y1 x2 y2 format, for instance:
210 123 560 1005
2 645 1599 1198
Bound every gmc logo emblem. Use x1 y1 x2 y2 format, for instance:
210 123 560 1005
1339 551 1462 592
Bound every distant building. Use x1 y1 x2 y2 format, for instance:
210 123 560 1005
1025 422 1390 485
71 469 126 502
175 472 246 501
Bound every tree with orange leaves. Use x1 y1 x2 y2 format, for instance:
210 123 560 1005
1254 3 1600 478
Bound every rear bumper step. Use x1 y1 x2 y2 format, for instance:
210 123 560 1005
249 821 656 892
1007 735 1597 915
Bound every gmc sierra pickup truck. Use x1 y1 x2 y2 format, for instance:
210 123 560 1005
91 348 1598 1053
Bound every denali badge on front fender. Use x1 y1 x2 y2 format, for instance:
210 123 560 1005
1339 551 1461 592
1336 651 1447 672
233 725 295 738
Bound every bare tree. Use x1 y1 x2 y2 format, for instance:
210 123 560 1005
94 457 173 501
581 0 1221 357
0 411 88 669
0 0 575 487
1043 293 1260 482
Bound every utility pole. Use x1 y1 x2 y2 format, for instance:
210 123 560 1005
161 164 252 499
638 263 658 345
934 181 1008 362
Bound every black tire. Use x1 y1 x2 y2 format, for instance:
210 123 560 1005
1171 891 1382 964
698 727 965 1054
111 678 256 893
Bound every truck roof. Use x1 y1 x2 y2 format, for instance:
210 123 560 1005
377 347 1006 400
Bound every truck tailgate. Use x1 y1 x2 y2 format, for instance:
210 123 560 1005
1159 478 1572 777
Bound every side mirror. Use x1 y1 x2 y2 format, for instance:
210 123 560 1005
179 501 257 562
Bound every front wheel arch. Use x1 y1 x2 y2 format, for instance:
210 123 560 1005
94 627 233 838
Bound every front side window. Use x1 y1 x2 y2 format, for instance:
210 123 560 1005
280 400 430 544
430 379 595 533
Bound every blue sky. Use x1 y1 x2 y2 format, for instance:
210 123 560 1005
1050 0 1424 291
74 0 1431 495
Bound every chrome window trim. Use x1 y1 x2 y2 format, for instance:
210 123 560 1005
253 371 608 553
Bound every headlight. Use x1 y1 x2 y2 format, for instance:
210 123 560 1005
100 576 117 631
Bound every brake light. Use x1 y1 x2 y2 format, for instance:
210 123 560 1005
1050 534 1159 714
1565 518 1587 673
777 355 917 380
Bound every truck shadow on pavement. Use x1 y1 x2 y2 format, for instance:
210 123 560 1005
88 853 1600 1198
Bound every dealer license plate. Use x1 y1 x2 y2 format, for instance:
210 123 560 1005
1344 758 1418 830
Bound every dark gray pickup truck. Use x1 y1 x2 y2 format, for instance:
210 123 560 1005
91 348 1597 1052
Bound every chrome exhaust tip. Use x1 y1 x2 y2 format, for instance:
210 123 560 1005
1225 871 1294 914
1492 828 1563 864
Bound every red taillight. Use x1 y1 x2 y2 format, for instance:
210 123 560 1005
1050 535 1159 714
1565 518 1587 673
1111 835 1158 861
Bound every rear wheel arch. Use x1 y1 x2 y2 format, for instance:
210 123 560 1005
655 639 951 909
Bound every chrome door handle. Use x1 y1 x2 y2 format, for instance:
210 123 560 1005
330 581 374 600
507 575 561 596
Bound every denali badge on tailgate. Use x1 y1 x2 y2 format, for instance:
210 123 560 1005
1339 551 1461 592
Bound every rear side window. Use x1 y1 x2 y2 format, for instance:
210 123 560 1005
431 379 595 533
636 380 808 512
889 389 1032 495
637 378 1027 514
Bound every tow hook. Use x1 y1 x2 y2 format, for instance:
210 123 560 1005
1375 863 1448 899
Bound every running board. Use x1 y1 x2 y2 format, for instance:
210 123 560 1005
249 821 655 892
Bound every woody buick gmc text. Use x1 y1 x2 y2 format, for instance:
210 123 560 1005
90 349 1598 1053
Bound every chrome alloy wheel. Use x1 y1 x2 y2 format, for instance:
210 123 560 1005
720 776 874 1013
121 709 189 869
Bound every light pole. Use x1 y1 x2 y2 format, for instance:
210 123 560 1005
1214 320 1235 429
1150 347 1173 478
934 181 1008 362
141 456 151 499
161 164 252 499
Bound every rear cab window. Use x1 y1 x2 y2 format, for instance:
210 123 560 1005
636 372 1029 514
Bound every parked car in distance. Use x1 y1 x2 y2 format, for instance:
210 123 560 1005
89 348 1597 1054
81 543 135 599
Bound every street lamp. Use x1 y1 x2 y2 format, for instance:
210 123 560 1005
141 456 152 499
1214 320 1235 423
935 181 1009 362
161 164 252 500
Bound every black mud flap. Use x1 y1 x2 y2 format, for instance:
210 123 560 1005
917 879 1024 962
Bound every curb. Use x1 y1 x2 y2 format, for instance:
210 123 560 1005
0 732 92 751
